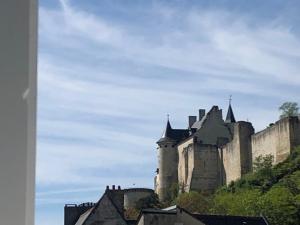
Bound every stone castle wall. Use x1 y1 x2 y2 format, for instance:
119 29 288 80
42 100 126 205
178 137 221 193
157 108 300 198
222 117 300 185
190 143 220 192
157 139 178 201
123 188 154 210
251 117 300 164
178 137 194 192
222 122 254 184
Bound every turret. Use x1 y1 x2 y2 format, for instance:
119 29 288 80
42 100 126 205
225 97 236 123
156 119 178 202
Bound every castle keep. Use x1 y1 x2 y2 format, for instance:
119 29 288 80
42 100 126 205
154 104 300 201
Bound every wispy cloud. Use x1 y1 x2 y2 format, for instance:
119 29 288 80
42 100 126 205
36 1 300 224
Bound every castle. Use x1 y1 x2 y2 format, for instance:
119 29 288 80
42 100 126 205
154 103 300 201
63 102 295 225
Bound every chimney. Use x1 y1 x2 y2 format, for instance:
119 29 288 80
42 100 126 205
117 185 121 190
188 116 197 128
112 185 115 190
106 185 109 190
199 109 205 121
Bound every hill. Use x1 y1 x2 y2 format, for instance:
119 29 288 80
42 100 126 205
174 146 300 225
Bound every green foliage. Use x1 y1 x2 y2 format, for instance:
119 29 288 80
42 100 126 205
211 189 261 216
175 191 211 213
159 147 300 225
279 102 299 119
253 154 274 172
169 182 180 201
124 207 139 220
211 146 300 225
135 193 161 210
259 187 298 225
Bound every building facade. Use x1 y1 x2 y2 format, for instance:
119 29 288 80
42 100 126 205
65 186 154 225
155 104 300 201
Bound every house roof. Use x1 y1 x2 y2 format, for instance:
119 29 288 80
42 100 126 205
193 214 269 225
157 119 189 143
74 208 94 225
191 113 207 129
75 189 127 225
136 206 269 225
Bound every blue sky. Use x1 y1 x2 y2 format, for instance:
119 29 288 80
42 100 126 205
36 0 300 224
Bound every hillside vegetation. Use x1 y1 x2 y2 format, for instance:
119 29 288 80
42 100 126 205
174 146 300 225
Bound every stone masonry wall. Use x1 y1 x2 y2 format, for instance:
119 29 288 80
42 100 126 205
251 117 300 164
178 137 194 192
190 143 220 192
178 137 221 193
157 139 178 201
124 189 154 210
222 122 254 184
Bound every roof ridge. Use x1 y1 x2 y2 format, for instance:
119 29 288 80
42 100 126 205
80 190 127 225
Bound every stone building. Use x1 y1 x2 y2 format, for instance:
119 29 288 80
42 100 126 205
64 186 154 225
65 195 269 225
155 103 300 201
136 206 269 225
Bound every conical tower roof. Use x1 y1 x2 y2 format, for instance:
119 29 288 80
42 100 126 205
162 119 172 138
157 119 173 143
225 103 236 123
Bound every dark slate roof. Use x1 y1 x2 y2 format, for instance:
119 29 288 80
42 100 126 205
193 214 269 225
157 120 189 143
191 106 219 129
142 208 176 214
76 189 127 225
126 219 137 225
191 113 207 129
105 189 125 216
225 104 236 123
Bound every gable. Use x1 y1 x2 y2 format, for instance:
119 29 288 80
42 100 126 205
83 194 127 225
194 107 231 145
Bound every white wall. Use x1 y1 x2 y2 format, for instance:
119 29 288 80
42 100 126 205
0 1 37 225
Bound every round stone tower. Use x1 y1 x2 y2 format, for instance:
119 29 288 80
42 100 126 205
156 119 178 202
123 188 154 210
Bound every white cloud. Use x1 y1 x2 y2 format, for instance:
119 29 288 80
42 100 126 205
36 2 300 225
37 0 300 197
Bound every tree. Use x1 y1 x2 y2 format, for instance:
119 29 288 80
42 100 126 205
135 194 161 210
253 154 274 172
279 102 299 119
212 189 261 216
175 191 211 213
259 187 298 225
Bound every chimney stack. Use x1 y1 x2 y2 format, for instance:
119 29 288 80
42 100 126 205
112 185 115 190
188 116 197 128
199 109 205 121
106 185 109 190
118 185 121 190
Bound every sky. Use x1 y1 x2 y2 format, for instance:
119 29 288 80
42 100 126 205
36 0 300 224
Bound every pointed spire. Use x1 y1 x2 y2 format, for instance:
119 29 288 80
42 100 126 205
225 95 236 123
162 116 172 138
157 116 174 143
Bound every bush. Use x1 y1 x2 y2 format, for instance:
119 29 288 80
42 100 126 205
175 191 211 213
259 187 298 225
212 189 261 216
